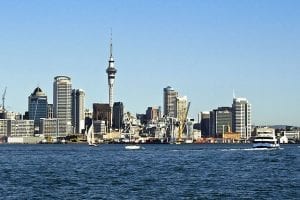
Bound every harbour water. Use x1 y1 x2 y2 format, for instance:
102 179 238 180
0 144 299 199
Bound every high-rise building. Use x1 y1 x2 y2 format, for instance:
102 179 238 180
72 89 85 134
163 86 178 118
93 103 111 133
53 76 72 135
210 107 232 138
200 112 210 138
106 37 117 132
113 102 124 129
232 98 251 140
28 87 48 127
176 96 188 120
146 106 160 122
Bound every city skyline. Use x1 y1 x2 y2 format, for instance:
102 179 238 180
1 1 300 126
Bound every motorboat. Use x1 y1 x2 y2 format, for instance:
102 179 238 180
125 145 141 150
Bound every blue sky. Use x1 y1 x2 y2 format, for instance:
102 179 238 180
0 0 299 126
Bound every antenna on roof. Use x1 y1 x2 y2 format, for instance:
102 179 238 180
233 89 236 99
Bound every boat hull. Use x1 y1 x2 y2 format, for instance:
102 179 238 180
253 143 280 148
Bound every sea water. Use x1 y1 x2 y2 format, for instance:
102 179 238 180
0 144 299 199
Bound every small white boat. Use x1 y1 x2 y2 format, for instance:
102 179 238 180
185 139 193 144
253 133 280 148
125 145 141 150
124 129 141 150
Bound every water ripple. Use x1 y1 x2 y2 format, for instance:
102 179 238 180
0 144 299 199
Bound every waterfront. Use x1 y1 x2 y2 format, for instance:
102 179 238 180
0 144 299 199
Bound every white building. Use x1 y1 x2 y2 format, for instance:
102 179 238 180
0 119 42 143
8 120 34 137
232 97 251 140
53 76 72 135
282 131 300 142
256 127 275 136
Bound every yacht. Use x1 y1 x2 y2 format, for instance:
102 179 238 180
253 133 280 148
86 123 98 147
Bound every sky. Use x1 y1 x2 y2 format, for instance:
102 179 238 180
0 0 300 126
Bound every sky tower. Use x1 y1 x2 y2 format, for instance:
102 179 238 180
106 36 117 131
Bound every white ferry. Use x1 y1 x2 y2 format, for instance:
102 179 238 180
253 133 280 148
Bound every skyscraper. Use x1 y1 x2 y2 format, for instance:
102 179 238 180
200 112 210 138
28 87 48 127
232 98 251 140
163 86 178 118
72 89 85 134
106 37 117 132
113 102 124 129
53 76 72 135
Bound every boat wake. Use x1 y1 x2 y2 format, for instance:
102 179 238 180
170 149 203 152
221 148 283 152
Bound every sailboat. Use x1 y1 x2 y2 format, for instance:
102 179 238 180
125 130 141 150
86 123 98 147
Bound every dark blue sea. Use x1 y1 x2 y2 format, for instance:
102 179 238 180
0 144 299 200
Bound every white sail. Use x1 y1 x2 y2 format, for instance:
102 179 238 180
86 123 97 146
90 123 95 144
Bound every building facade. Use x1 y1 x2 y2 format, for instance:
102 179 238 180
210 107 232 138
146 106 160 122
232 98 251 140
93 103 111 133
7 120 34 137
113 102 124 130
47 104 53 119
28 87 48 127
0 119 8 137
53 76 72 135
39 118 67 137
163 86 178 118
176 96 188 120
200 112 210 138
72 89 85 134
94 120 106 135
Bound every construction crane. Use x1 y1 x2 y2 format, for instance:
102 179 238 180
2 87 7 111
177 101 191 143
